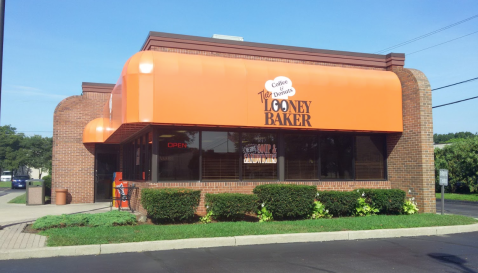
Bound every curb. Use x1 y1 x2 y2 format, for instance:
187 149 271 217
1 223 478 260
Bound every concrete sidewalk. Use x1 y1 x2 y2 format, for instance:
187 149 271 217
0 189 110 226
0 221 46 250
0 188 111 252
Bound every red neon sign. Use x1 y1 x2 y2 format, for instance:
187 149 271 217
168 142 187 148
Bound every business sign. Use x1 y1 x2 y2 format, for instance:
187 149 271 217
243 144 277 164
258 76 312 127
439 169 448 186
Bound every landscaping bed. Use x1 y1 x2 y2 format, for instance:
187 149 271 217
40 214 477 247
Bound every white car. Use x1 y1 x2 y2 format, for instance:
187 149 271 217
1 171 12 182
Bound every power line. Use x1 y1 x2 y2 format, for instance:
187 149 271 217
433 95 478 108
374 14 478 54
432 77 478 91
408 30 478 55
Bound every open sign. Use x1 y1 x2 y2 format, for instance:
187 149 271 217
168 142 187 148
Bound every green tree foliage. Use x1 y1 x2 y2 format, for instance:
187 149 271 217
435 137 478 192
24 135 53 178
0 125 52 178
0 125 28 176
433 132 478 144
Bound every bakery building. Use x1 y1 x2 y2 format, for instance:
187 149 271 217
52 31 435 214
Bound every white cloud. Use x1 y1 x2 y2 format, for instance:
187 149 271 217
5 85 67 100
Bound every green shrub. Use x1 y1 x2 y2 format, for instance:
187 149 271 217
317 191 360 217
358 189 406 215
355 197 379 216
205 193 258 221
253 184 317 220
257 206 273 222
43 175 52 196
308 201 332 219
141 188 201 222
33 211 136 230
403 199 419 214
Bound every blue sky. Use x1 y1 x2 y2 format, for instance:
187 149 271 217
1 0 477 137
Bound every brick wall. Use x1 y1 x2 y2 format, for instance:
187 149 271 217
52 91 110 204
387 67 435 213
127 181 391 216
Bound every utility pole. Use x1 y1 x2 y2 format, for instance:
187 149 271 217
0 0 5 122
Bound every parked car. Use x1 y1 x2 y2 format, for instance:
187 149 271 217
11 176 30 189
1 171 12 182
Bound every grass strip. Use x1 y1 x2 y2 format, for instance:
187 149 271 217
8 193 50 204
41 214 477 247
33 211 137 230
435 193 478 202
8 193 26 203
0 181 11 188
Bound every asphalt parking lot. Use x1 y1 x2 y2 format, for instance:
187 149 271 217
436 198 478 218
2 232 478 273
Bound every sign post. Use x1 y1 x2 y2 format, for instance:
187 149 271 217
439 169 448 215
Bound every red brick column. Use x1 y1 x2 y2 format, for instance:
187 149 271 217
387 67 435 213
52 91 110 204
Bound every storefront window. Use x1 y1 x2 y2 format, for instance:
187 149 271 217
320 135 353 179
158 130 200 181
285 134 318 180
242 133 277 181
122 127 386 182
355 135 385 180
202 131 239 180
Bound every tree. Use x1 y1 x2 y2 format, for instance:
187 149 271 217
433 132 478 144
0 125 28 176
435 137 478 192
24 135 52 178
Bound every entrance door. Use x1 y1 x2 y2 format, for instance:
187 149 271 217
95 145 119 202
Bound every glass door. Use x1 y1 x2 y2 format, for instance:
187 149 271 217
95 145 119 202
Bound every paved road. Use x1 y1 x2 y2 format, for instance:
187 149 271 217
436 198 478 218
2 232 478 273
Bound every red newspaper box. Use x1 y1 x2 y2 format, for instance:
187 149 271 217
112 172 129 209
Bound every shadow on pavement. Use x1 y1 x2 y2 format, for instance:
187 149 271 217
428 253 476 273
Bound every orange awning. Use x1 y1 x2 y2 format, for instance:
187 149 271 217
83 118 106 143
84 51 403 143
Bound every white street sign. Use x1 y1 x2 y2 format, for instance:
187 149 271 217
439 169 448 186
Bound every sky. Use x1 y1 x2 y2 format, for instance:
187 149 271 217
1 0 477 137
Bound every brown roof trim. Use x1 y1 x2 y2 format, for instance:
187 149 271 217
141 31 405 69
82 82 115 94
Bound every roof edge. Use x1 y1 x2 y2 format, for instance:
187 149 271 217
143 31 403 60
82 82 115 94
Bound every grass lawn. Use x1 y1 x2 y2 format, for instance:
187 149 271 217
0 181 11 188
0 181 42 188
41 214 477 247
8 193 50 204
435 193 478 202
